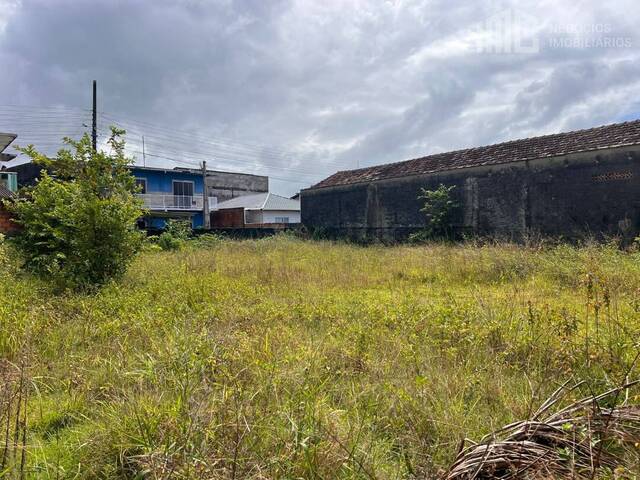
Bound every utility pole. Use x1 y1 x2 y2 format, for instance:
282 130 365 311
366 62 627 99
201 160 210 229
91 80 97 151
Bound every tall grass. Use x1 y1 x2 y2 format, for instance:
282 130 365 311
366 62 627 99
1 236 640 478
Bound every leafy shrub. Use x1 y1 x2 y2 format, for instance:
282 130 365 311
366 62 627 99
410 184 458 242
8 129 144 289
157 219 192 251
141 236 163 253
157 233 183 251
165 219 192 240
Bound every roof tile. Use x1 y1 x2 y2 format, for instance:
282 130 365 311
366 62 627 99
309 120 640 189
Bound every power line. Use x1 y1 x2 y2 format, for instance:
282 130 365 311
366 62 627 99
127 149 323 180
95 123 344 178
0 105 333 188
118 140 328 178
100 112 295 156
129 151 317 185
122 137 329 177
100 112 351 170
0 104 90 113
0 105 348 171
0 105 345 163
95 125 332 177
100 118 303 164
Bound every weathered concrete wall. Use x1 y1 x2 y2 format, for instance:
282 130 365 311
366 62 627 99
205 171 268 202
301 146 640 241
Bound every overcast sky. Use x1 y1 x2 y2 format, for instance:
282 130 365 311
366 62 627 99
1 0 639 195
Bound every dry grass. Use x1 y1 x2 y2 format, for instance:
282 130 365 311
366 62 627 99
1 235 640 478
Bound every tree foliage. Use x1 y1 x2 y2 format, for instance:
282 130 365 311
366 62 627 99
8 129 144 289
411 184 458 241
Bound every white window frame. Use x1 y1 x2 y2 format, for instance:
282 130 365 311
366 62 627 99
274 216 290 223
172 179 195 196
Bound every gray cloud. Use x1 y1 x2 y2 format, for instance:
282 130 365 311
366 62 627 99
1 0 639 194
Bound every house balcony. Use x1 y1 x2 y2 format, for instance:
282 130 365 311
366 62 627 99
137 193 218 212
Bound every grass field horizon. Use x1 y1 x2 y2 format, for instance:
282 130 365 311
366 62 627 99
2 236 640 478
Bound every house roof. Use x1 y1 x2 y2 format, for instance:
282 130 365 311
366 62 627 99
217 192 300 211
0 184 15 200
0 133 17 163
308 120 640 189
0 133 17 153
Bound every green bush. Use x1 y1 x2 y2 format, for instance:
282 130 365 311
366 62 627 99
157 232 183 251
141 236 163 253
410 184 458 242
156 219 192 251
8 129 144 290
164 219 192 240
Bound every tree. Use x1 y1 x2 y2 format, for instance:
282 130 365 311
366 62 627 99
411 184 458 241
7 129 144 289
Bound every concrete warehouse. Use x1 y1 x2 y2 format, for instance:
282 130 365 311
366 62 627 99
301 120 640 240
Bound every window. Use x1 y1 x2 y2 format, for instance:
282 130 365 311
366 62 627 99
173 180 194 208
275 217 290 223
135 178 147 194
172 180 194 197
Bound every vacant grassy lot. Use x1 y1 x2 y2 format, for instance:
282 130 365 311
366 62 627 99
1 236 640 478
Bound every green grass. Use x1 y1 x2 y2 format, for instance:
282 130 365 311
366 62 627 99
1 236 640 478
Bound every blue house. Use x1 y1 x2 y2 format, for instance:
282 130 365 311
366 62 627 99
129 166 207 229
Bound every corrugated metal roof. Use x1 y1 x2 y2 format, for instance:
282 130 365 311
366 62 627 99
308 120 640 189
216 193 268 209
217 192 300 211
263 193 300 211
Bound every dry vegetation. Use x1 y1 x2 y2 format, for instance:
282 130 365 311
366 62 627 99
1 235 640 478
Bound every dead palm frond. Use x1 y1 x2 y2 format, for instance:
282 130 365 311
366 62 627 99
443 380 640 479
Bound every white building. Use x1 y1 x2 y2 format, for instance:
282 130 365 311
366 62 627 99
212 192 300 227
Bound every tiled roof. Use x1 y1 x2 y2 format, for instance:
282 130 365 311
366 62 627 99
309 120 640 189
0 184 15 200
217 192 300 211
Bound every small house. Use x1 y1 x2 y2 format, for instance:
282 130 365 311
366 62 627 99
129 166 214 230
211 192 300 228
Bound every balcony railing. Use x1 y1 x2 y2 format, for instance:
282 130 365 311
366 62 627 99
138 194 204 211
137 194 218 212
